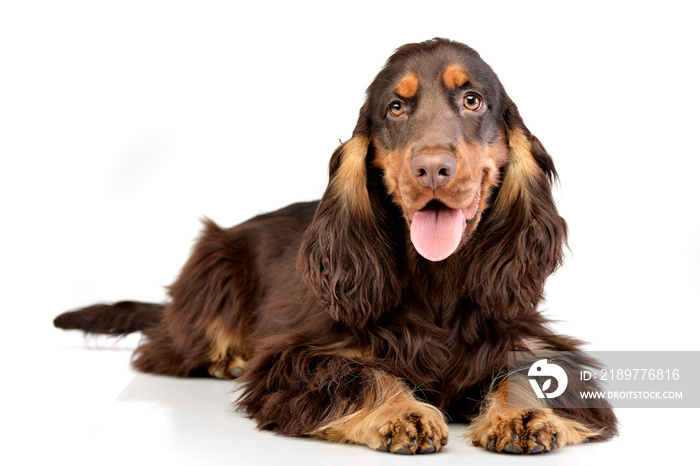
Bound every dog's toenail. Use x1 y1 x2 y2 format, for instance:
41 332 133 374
504 441 521 453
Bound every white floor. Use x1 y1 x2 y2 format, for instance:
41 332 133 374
4 328 689 466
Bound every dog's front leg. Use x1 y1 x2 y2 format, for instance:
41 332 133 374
238 345 448 454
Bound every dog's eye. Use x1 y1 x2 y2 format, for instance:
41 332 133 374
463 94 482 111
389 101 405 117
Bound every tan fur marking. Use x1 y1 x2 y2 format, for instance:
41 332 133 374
331 136 371 216
467 378 598 453
374 134 508 226
205 316 246 379
518 337 550 352
371 137 404 208
312 371 449 453
310 343 370 360
493 128 541 212
395 72 419 98
442 64 469 89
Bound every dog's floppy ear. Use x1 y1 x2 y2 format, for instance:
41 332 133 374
465 96 568 319
297 104 401 327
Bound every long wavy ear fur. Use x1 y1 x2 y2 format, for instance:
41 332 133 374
465 96 568 319
297 108 401 327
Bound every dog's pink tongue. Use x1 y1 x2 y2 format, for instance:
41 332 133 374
410 205 465 262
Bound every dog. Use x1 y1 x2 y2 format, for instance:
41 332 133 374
55 38 618 454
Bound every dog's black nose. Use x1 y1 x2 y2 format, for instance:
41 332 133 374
410 152 457 190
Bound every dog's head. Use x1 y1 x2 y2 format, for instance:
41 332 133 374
358 41 510 261
299 39 567 325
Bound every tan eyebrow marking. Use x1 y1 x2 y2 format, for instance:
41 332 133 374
442 64 469 89
395 72 419 98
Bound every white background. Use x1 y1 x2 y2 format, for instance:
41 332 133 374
1 1 698 464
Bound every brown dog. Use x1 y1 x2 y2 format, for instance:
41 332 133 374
55 38 618 454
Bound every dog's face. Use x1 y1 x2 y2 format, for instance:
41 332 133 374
366 44 510 261
300 39 565 324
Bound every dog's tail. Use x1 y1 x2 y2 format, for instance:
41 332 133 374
54 301 164 336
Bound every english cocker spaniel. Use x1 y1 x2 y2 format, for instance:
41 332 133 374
55 38 618 454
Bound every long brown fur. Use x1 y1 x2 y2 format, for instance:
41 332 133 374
54 38 618 454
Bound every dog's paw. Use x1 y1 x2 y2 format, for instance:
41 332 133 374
207 355 246 379
374 411 449 454
313 402 449 454
311 371 449 454
483 410 558 454
471 408 592 454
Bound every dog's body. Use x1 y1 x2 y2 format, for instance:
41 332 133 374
55 39 618 454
